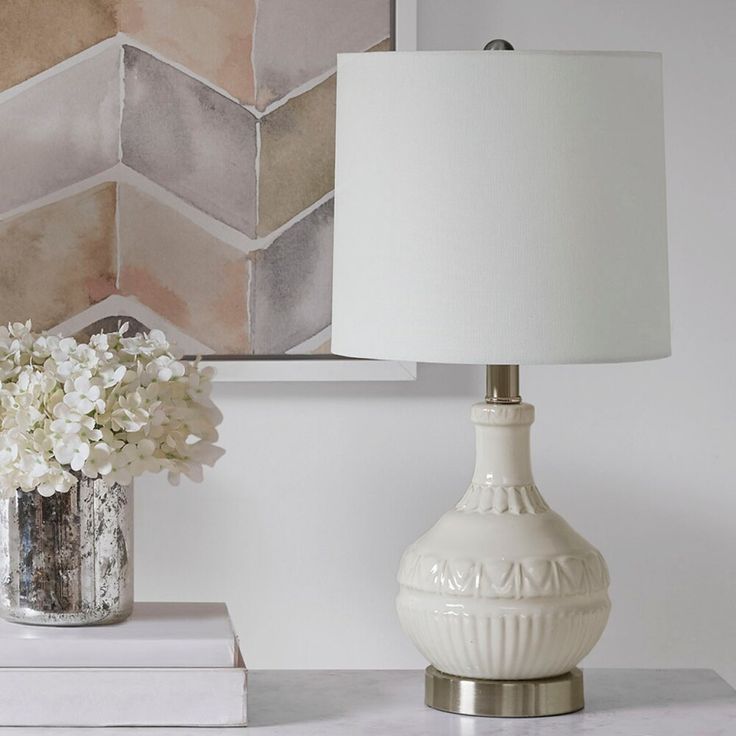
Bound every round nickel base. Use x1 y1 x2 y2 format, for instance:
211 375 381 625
425 666 584 718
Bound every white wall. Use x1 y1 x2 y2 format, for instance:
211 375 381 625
135 0 736 686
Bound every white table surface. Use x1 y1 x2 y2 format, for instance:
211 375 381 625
0 668 733 735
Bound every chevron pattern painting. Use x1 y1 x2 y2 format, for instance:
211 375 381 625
0 0 391 356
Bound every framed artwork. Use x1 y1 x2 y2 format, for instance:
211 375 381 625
0 0 416 382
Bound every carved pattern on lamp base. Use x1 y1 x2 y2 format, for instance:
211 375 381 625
396 402 611 681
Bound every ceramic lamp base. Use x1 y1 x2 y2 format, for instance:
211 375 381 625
397 401 610 705
425 666 584 718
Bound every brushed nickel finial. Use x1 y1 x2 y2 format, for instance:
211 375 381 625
483 39 514 50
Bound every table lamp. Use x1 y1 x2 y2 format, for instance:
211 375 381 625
331 41 669 717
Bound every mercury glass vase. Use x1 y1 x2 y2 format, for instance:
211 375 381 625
0 476 133 626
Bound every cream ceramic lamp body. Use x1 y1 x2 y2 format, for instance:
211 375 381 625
397 402 610 679
332 47 669 716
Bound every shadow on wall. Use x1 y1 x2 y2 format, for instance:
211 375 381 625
212 363 484 403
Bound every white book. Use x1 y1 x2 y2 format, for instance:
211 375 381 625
0 602 247 727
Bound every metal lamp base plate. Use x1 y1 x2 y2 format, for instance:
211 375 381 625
425 666 584 718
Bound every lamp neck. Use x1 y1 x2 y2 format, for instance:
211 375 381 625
485 364 521 404
471 403 535 487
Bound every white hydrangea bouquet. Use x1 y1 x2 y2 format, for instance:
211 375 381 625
0 321 224 497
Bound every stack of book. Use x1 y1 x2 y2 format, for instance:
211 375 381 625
0 602 247 726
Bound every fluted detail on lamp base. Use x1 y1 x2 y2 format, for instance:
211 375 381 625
395 402 612 685
397 590 610 680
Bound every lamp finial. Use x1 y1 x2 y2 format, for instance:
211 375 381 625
483 39 514 51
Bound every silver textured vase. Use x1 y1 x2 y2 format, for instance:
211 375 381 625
0 476 133 626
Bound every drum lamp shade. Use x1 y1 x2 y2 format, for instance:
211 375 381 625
331 50 670 364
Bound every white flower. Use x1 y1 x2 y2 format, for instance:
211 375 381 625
121 439 160 476
0 435 19 465
36 468 76 497
110 392 150 433
53 436 90 472
50 403 84 435
167 457 203 485
71 344 99 372
78 420 102 445
51 337 77 369
90 332 111 351
107 451 133 486
0 322 223 497
19 452 51 479
98 363 126 388
145 355 185 382
82 442 113 478
63 374 105 414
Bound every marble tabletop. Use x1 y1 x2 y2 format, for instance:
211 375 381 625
247 668 735 735
1 668 733 735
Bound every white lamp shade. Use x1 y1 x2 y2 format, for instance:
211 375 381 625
331 50 670 364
